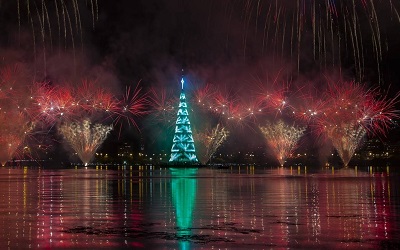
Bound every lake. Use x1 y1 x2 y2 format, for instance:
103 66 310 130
0 165 399 249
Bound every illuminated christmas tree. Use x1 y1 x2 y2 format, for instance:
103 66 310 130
169 77 199 163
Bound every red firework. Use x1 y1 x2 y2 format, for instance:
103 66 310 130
0 64 35 164
193 83 216 105
32 80 117 124
74 80 102 112
94 88 120 114
292 85 329 124
0 65 18 99
313 80 399 166
256 75 293 116
320 81 399 136
210 88 243 120
0 63 154 164
148 87 177 126
33 83 75 124
240 98 263 121
113 83 149 133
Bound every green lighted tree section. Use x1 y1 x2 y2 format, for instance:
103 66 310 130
169 78 199 163
170 168 197 248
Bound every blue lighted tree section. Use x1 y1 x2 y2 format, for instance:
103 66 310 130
169 78 199 163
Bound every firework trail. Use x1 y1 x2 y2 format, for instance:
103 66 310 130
58 119 112 165
194 123 229 164
0 1 100 76
238 1 400 81
260 120 306 166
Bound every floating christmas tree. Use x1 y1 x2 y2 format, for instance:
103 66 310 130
169 77 199 163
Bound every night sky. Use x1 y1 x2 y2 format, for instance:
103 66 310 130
1 1 400 160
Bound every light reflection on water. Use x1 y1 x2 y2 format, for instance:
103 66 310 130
0 166 399 249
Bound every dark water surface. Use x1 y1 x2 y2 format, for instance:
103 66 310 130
0 166 399 249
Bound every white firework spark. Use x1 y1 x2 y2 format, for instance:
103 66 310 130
194 124 229 164
59 119 112 165
260 120 305 166
326 122 366 167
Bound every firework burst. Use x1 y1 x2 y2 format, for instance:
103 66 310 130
193 84 261 130
30 80 117 127
113 84 149 136
32 83 72 124
0 62 153 164
147 87 177 128
254 71 299 120
316 80 399 166
326 122 366 167
193 83 216 107
58 119 112 166
260 120 306 166
194 123 229 164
